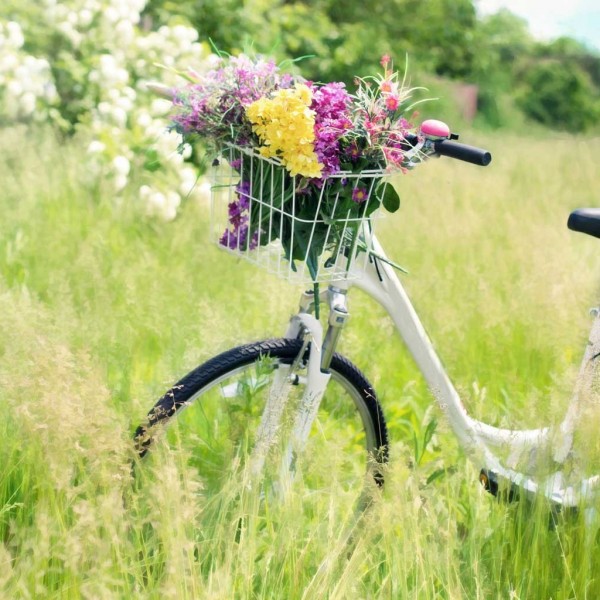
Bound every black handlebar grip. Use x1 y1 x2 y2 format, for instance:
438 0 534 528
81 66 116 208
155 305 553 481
434 139 492 166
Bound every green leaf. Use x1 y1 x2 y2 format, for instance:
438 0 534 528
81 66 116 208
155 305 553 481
143 148 161 172
378 181 400 213
426 468 447 485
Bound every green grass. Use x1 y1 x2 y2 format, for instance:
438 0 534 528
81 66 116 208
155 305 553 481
1 124 600 598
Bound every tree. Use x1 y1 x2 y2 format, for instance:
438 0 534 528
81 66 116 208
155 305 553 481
518 59 599 132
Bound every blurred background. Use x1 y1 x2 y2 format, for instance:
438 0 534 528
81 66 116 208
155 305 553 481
1 0 599 218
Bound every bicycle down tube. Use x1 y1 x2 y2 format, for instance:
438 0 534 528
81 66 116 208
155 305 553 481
357 235 600 505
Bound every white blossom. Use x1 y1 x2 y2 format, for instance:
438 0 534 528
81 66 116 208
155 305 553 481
87 140 106 154
150 98 171 117
114 173 128 192
5 22 25 49
112 155 130 176
1 1 212 219
195 179 212 206
20 92 36 115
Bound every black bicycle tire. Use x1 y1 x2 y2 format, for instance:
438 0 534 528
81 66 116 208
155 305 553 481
134 338 389 482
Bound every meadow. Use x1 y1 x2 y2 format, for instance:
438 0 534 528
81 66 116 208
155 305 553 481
1 124 600 598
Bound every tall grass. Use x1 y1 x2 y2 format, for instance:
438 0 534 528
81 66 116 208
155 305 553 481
1 124 600 598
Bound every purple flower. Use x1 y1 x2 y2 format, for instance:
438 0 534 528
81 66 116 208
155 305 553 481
352 186 369 204
219 225 259 251
219 177 260 250
347 142 361 163
227 201 246 228
171 54 298 145
309 82 352 179
236 180 251 198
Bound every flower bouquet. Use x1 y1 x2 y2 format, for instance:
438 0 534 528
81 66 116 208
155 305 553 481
169 53 423 283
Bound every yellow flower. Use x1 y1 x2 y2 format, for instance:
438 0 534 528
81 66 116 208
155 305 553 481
246 84 322 178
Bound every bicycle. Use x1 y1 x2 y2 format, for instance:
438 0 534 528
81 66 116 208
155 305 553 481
133 118 600 515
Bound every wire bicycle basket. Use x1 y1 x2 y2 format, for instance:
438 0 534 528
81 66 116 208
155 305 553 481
211 144 389 284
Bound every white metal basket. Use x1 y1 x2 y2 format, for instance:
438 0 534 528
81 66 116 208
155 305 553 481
210 144 388 284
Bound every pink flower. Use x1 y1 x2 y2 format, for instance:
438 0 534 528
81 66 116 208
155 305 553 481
385 95 399 111
380 54 391 67
379 80 392 93
364 118 379 135
383 146 404 166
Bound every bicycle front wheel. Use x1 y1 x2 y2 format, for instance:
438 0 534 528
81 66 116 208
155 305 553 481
134 338 389 512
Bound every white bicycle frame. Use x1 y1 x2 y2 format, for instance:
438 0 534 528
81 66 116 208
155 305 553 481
256 229 600 508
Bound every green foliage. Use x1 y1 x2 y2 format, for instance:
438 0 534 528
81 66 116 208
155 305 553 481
518 59 600 132
470 10 534 128
145 0 479 84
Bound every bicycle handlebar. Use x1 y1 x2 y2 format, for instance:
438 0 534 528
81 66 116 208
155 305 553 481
415 119 492 167
433 139 492 167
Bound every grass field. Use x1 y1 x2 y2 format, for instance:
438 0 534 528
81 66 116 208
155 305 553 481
1 124 600 598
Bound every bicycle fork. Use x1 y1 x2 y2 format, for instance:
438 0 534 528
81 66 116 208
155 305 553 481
249 286 350 488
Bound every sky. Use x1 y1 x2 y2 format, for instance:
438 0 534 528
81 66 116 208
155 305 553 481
476 0 600 51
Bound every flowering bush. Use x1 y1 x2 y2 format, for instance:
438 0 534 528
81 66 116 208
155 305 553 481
0 1 214 220
170 54 422 279
0 21 57 121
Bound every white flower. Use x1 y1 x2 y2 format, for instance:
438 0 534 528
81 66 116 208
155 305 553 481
57 21 83 47
87 140 106 154
44 81 58 102
143 187 181 221
161 206 177 221
162 191 181 221
114 173 128 192
115 95 133 112
97 101 112 116
96 54 129 87
181 144 192 160
178 167 198 197
78 9 93 27
112 155 130 176
113 106 129 127
6 22 24 49
195 178 212 206
207 54 222 69
166 191 181 209
172 25 198 44
167 152 183 167
139 185 152 199
20 92 36 115
150 98 171 117
0 53 18 71
115 20 134 44
146 190 165 213
135 111 152 128
122 86 136 100
103 6 119 23
7 80 23 97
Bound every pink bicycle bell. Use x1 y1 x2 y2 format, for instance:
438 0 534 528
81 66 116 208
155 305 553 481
420 119 450 140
